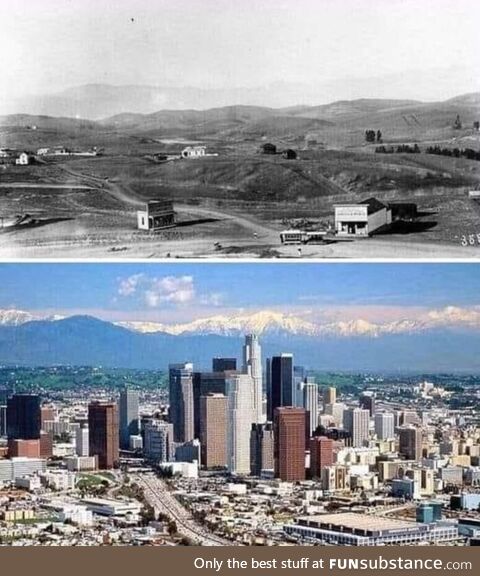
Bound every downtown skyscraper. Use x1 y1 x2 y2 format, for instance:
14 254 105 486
226 373 254 475
6 394 41 440
118 388 139 450
268 353 294 421
274 407 306 481
169 363 194 443
243 334 264 423
88 401 119 470
343 407 370 448
375 412 395 441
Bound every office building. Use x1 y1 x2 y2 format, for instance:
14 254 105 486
324 402 345 427
399 426 422 461
303 380 319 437
323 387 336 406
226 374 254 475
212 358 237 372
265 358 272 417
310 436 334 479
169 363 194 443
269 354 294 421
76 424 89 457
175 439 201 465
8 439 40 458
343 408 370 448
143 420 173 462
360 393 375 416
118 388 139 450
250 422 274 476
375 412 395 441
88 402 119 470
40 406 55 429
6 394 41 440
0 405 6 437
193 371 228 438
200 394 227 468
243 334 264 423
285 513 458 546
0 458 47 483
294 366 305 407
274 407 306 481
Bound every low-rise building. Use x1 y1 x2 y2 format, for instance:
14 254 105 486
334 197 392 237
137 200 175 231
181 146 206 159
15 152 32 165
284 512 459 545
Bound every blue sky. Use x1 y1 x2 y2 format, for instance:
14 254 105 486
1 263 480 321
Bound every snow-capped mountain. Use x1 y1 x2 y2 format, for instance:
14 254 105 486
2 306 479 340
0 308 64 326
116 309 427 339
116 310 320 337
0 308 38 326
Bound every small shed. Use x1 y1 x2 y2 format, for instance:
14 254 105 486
261 143 277 155
388 203 418 221
137 200 175 231
282 149 297 160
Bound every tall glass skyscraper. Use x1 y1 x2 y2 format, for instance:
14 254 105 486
268 353 294 421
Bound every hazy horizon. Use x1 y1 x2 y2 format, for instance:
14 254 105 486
2 0 480 113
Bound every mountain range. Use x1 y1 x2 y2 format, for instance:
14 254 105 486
1 84 479 129
0 309 479 372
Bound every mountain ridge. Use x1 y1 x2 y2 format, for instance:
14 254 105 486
0 314 479 371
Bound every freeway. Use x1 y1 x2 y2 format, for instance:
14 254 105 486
134 473 237 546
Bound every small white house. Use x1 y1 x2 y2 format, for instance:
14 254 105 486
15 152 31 165
335 197 392 237
181 145 206 159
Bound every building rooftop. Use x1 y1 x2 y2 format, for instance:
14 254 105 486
298 512 418 534
360 197 389 215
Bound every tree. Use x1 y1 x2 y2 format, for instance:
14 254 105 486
140 504 156 525
168 520 178 536
454 114 462 130
376 130 382 143
474 121 480 131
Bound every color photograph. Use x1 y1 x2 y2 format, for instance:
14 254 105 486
0 263 479 545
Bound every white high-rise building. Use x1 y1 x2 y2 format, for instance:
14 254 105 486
303 379 319 437
226 374 254 475
343 408 370 448
324 402 345 427
375 412 395 440
75 425 89 457
243 334 264 423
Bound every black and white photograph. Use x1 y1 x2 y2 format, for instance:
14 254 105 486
1 0 480 258
0 0 480 556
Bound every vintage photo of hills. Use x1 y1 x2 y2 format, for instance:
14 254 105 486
1 0 480 258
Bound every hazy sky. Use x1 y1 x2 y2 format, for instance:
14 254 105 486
2 0 480 102
1 263 480 329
